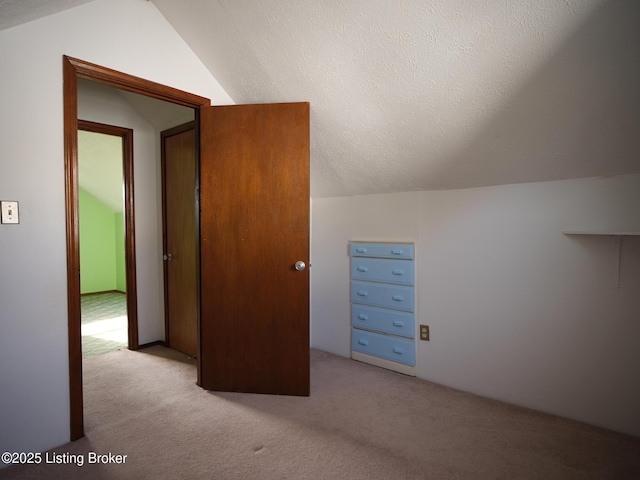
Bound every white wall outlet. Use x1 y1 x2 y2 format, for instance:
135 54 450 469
1 201 19 224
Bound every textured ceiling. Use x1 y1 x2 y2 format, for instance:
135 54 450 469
0 0 95 31
3 0 639 198
151 0 640 197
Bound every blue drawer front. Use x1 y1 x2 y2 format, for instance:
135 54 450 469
351 257 414 286
351 281 414 312
350 242 414 259
352 305 415 338
352 328 415 366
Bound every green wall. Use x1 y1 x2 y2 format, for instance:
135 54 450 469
115 212 126 292
79 188 126 294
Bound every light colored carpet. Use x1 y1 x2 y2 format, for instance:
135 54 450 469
1 346 639 479
81 292 128 358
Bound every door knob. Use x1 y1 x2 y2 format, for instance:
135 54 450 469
294 261 306 271
163 253 173 261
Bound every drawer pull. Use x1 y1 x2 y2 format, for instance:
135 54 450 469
393 347 404 354
357 266 368 272
392 295 404 302
392 321 404 327
392 269 404 275
357 290 368 297
356 248 367 253
358 339 369 346
358 314 368 321
391 249 403 255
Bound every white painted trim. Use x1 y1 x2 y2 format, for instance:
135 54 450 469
351 351 416 376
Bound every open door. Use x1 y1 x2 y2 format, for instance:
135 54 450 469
199 103 310 396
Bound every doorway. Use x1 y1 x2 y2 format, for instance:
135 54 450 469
77 122 137 358
64 56 311 441
64 56 211 440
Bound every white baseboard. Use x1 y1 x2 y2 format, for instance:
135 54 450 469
351 350 416 376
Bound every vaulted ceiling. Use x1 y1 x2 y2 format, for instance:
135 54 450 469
3 0 639 198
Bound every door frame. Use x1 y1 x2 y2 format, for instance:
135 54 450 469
63 56 211 440
78 119 138 350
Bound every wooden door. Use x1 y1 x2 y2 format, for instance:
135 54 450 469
199 103 310 396
162 122 198 357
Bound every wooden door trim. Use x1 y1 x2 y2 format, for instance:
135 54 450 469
78 119 138 350
64 56 210 440
65 56 211 107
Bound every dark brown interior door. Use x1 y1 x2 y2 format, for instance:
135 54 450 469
199 103 310 396
162 122 198 357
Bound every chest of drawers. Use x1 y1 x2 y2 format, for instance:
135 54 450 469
350 242 416 376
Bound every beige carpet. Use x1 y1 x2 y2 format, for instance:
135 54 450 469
2 346 639 479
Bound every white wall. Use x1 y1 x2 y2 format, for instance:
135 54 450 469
0 0 231 455
311 174 640 437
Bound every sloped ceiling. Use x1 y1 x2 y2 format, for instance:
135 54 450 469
0 0 94 30
151 0 640 198
2 0 639 198
78 129 124 212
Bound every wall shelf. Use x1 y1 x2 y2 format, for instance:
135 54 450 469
563 230 639 288
563 230 640 236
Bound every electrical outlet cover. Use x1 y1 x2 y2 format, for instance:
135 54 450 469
419 325 429 341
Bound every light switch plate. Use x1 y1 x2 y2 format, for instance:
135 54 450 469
1 201 19 224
